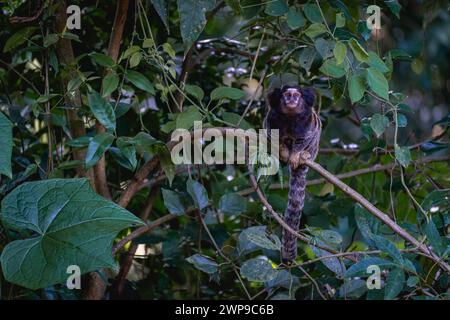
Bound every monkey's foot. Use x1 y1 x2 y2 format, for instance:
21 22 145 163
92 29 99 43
289 151 311 169
279 144 289 163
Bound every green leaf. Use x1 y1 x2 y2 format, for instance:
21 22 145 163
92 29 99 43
185 85 205 101
384 268 405 299
210 86 245 101
384 0 401 19
354 204 380 246
219 193 247 215
240 258 278 282
109 145 137 171
423 218 444 256
286 8 306 30
370 234 404 264
316 230 343 246
265 0 288 16
311 247 345 276
43 34 59 47
0 112 13 178
125 71 155 94
150 0 169 32
162 189 186 215
157 145 175 186
406 276 419 287
304 23 327 39
101 73 120 97
87 91 116 132
333 41 347 65
397 113 407 127
89 52 115 68
85 133 115 169
303 3 322 23
67 136 92 148
129 52 142 68
0 179 143 289
348 74 366 104
348 38 369 62
344 257 395 277
366 67 389 100
370 113 389 137
394 145 411 167
186 179 209 210
319 58 346 78
176 106 203 130
178 0 215 47
298 47 317 71
314 38 334 59
3 27 38 53
367 51 389 73
186 254 218 274
243 226 281 251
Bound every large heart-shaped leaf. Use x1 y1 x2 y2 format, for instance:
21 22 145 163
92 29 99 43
0 179 143 289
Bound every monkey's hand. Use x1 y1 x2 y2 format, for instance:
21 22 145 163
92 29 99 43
289 150 311 169
279 143 290 163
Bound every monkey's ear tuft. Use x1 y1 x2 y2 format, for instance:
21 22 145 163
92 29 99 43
301 87 315 107
268 88 282 109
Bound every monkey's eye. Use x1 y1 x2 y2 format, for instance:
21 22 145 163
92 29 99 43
293 92 300 98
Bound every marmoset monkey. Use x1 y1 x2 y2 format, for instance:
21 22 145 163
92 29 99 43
264 85 321 262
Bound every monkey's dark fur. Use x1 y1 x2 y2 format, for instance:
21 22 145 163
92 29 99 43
264 85 321 262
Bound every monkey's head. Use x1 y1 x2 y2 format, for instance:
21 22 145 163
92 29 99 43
269 85 315 115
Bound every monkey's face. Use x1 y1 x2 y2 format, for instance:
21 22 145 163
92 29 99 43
280 87 305 114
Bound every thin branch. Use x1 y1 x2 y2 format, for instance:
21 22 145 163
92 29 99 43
303 157 450 274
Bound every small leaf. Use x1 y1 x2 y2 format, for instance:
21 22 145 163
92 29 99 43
264 0 288 16
186 179 209 210
333 41 347 65
304 23 327 39
370 113 389 138
185 85 205 101
312 247 345 276
162 189 186 215
303 3 322 23
178 0 215 47
85 133 115 169
335 12 345 28
176 106 203 130
219 193 247 215
348 74 366 103
384 268 405 300
210 86 245 101
406 276 419 287
0 179 143 289
286 9 306 30
423 218 444 256
242 226 281 251
368 51 389 73
370 233 404 264
0 112 13 178
3 27 38 53
366 67 389 100
89 52 115 68
315 38 334 59
129 52 142 68
298 47 317 71
394 145 411 167
43 34 59 47
87 91 116 132
348 38 369 62
397 113 407 127
186 254 218 274
101 73 120 97
126 71 155 94
319 58 346 78
240 258 278 282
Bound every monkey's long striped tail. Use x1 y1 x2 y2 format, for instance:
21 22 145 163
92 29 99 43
282 165 308 262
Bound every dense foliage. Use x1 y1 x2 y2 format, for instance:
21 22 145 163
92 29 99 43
0 0 449 300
